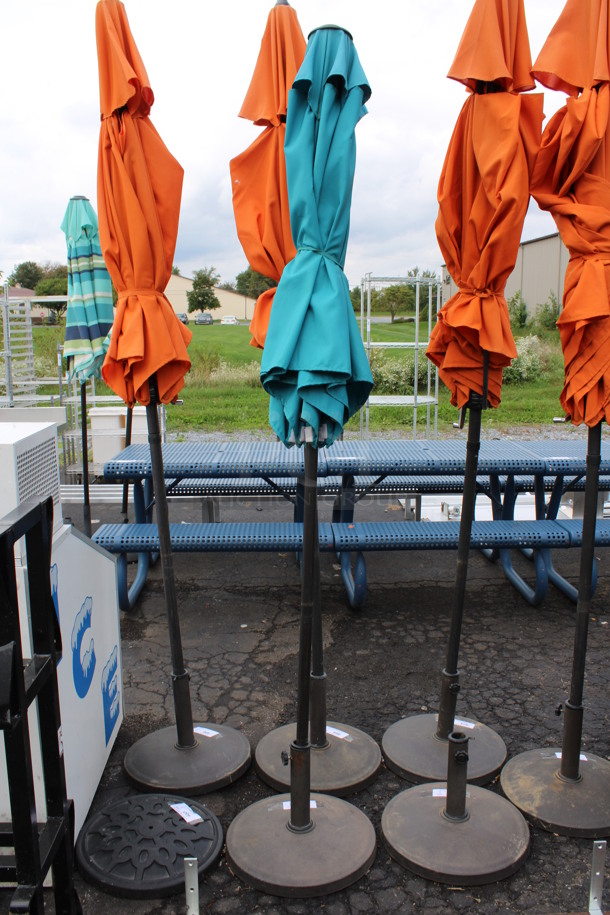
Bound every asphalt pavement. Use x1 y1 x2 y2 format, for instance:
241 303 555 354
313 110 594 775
6 487 609 914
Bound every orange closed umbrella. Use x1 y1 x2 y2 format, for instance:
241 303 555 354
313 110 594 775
498 0 610 840
427 0 543 411
96 0 191 406
531 0 610 427
229 1 306 349
90 0 251 819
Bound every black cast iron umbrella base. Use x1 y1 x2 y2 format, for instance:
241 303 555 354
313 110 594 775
255 720 381 796
382 713 507 785
500 748 610 837
226 792 376 897
124 723 251 794
76 793 223 898
382 782 530 885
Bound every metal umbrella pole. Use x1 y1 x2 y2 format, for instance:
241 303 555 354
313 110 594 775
121 406 133 522
122 374 251 794
80 383 92 538
502 420 610 836
226 442 376 896
256 442 380 796
382 379 507 785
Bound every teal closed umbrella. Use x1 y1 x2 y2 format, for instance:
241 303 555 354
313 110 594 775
61 195 114 536
227 27 378 897
61 196 113 383
260 26 373 447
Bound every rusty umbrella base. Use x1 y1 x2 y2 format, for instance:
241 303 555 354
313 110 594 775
123 377 251 793
501 422 610 838
382 731 530 885
382 395 506 786
226 444 376 896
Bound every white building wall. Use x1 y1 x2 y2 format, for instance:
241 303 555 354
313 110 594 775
164 274 256 321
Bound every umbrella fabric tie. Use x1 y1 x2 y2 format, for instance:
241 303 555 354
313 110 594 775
297 246 343 270
118 288 164 300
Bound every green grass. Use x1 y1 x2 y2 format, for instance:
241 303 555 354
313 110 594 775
33 320 567 436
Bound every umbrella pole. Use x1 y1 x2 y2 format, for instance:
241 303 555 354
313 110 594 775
121 406 133 522
560 421 601 779
122 374 251 793
309 528 328 748
226 440 376 895
289 442 316 830
382 387 506 785
436 394 482 740
501 420 610 837
80 383 92 538
145 375 195 749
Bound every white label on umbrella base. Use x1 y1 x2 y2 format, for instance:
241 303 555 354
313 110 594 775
554 751 588 761
194 726 221 739
326 725 353 741
170 802 203 824
453 718 476 730
282 800 318 810
432 788 471 798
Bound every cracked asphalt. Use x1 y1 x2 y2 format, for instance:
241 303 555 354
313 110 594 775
6 485 609 914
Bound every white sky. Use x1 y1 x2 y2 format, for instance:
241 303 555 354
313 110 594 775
1 0 567 290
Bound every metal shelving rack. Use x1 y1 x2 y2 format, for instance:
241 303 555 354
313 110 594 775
359 274 441 438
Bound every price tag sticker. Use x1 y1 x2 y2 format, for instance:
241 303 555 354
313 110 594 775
326 726 353 742
170 803 203 825
194 727 221 739
453 718 476 730
282 800 318 810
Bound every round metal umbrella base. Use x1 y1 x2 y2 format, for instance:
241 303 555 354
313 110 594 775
500 748 610 838
124 723 251 794
75 793 223 898
254 721 381 796
382 713 507 785
382 782 530 885
226 792 376 897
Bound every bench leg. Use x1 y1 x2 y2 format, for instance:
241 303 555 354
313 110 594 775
497 547 548 606
340 551 367 609
116 551 151 612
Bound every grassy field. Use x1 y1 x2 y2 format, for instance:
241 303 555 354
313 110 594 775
33 319 566 437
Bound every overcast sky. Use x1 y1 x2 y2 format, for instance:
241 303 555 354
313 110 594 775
1 0 567 290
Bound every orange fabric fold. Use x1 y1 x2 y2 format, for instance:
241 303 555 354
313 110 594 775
230 4 306 349
531 0 610 426
95 0 191 407
448 0 535 92
427 90 543 409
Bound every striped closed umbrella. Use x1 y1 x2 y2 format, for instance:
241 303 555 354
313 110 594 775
61 196 113 383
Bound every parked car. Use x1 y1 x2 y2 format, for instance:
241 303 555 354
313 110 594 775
195 312 213 325
220 315 238 325
177 313 189 325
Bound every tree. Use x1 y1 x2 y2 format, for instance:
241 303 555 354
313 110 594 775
218 281 236 292
235 265 276 300
186 266 221 313
171 265 181 275
9 261 44 290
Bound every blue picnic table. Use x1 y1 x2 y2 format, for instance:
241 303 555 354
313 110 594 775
93 438 610 612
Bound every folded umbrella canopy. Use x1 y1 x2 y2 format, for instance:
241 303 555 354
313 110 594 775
96 0 191 406
61 195 113 384
500 0 610 840
61 194 114 536
230 0 306 349
530 0 610 426
427 0 542 409
260 27 373 446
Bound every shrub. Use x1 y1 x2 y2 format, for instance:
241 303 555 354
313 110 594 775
507 291 528 330
369 349 431 394
531 291 560 333
503 335 543 384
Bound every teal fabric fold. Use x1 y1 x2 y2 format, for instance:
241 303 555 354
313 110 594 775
61 196 114 382
260 27 373 448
